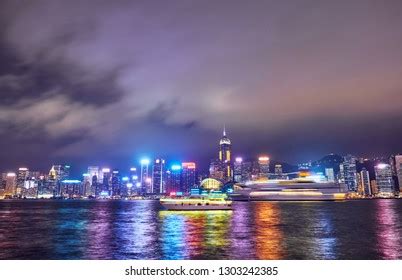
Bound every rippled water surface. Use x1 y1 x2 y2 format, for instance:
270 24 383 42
0 199 401 259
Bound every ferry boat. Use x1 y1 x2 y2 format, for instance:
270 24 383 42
230 178 347 201
160 192 232 210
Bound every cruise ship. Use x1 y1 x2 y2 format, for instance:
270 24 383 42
229 178 347 201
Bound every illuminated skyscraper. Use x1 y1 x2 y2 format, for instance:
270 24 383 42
48 164 71 196
129 167 139 194
0 173 6 192
129 167 138 181
82 173 92 197
87 166 99 185
390 155 402 193
258 156 270 180
111 170 120 196
341 155 358 192
241 161 253 182
101 168 111 196
209 159 224 181
5 173 16 197
274 164 284 179
374 163 394 197
219 126 232 182
251 160 260 180
358 168 371 196
325 168 335 182
152 159 165 194
49 165 70 181
181 162 196 194
233 157 243 182
16 167 29 196
59 180 83 198
166 165 182 194
140 158 151 194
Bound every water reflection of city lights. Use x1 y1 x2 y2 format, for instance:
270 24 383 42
254 202 284 259
375 200 400 259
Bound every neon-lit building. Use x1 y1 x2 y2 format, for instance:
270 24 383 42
340 155 358 192
274 164 287 180
59 180 83 198
219 127 232 182
233 157 243 182
152 158 165 194
16 167 29 196
209 159 224 181
258 156 270 180
375 163 394 197
390 155 402 193
101 168 111 196
48 164 71 196
181 162 197 194
166 165 181 194
5 173 16 197
200 178 223 190
140 158 151 194
87 166 100 185
358 168 371 196
241 161 253 182
111 170 120 196
325 168 335 182
82 173 92 197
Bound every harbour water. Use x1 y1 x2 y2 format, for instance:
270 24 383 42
0 199 401 260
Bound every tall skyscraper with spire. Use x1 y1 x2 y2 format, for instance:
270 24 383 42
219 125 232 182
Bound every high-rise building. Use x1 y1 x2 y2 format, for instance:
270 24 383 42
233 157 243 182
16 168 29 196
358 168 371 196
166 165 182 194
181 162 196 194
49 165 70 181
325 168 335 182
48 165 71 196
37 175 53 198
274 164 284 179
0 173 7 191
82 173 92 197
241 161 253 182
88 166 100 185
370 180 378 195
258 156 270 180
59 180 83 198
128 167 139 194
251 160 260 180
390 155 402 193
101 168 111 196
129 167 138 182
219 127 232 182
140 159 151 194
341 155 358 192
111 170 120 196
5 173 16 197
152 159 165 194
209 159 224 181
374 163 394 197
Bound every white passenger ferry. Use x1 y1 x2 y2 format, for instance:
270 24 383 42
160 192 232 210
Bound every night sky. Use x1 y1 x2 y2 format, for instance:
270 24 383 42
1 0 402 173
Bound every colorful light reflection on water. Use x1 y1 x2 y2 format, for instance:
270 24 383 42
0 199 401 259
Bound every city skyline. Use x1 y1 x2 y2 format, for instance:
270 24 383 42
1 0 402 172
1 126 400 176
1 128 401 199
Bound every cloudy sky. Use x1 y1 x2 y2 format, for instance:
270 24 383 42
1 0 402 173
